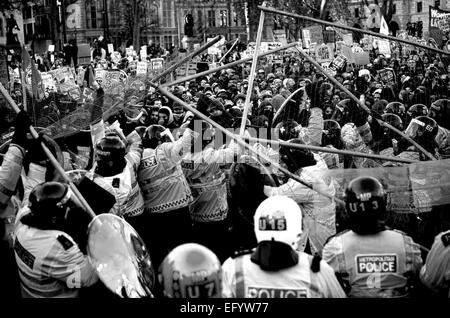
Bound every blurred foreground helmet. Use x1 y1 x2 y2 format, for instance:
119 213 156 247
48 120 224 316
29 182 72 219
159 243 222 298
345 176 387 234
142 124 172 149
254 196 302 249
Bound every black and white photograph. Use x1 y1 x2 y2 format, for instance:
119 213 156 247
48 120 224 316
1 0 450 304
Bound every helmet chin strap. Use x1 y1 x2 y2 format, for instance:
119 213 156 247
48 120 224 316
250 240 299 271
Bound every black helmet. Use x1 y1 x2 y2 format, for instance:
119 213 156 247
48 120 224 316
344 176 387 235
404 116 438 152
381 113 403 131
24 182 73 230
279 138 316 173
142 125 172 149
94 131 127 176
385 102 406 119
406 104 428 123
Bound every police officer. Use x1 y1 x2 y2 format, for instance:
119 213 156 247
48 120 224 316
14 182 98 298
158 243 222 298
182 118 241 262
87 129 145 218
419 229 450 297
133 123 197 269
221 196 346 298
322 176 423 298
0 110 30 298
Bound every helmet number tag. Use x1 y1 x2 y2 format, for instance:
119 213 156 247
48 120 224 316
184 281 217 298
259 216 287 231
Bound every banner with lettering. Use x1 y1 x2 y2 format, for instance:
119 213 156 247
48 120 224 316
429 6 450 43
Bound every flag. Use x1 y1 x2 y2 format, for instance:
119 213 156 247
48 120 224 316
380 15 389 35
21 45 44 101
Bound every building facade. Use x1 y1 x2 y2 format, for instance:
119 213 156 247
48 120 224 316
347 0 450 37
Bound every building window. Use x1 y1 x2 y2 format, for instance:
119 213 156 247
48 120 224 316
208 10 216 27
354 8 360 18
163 35 172 49
162 1 173 28
219 10 228 27
393 4 396 14
417 2 422 13
86 0 104 29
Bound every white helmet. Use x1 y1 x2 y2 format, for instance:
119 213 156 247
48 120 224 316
253 196 302 249
158 243 222 298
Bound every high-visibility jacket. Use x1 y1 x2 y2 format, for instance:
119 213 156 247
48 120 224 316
323 229 423 298
420 229 450 297
138 129 197 214
87 131 145 217
0 144 25 247
221 251 346 298
14 207 98 298
182 140 240 223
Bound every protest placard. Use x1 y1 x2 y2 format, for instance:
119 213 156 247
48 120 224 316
136 61 148 76
306 25 324 45
48 44 55 52
315 44 333 63
107 43 114 54
302 29 311 48
329 54 347 73
378 68 396 86
151 58 164 70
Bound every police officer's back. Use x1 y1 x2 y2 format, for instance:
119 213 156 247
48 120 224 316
221 196 346 298
322 176 423 298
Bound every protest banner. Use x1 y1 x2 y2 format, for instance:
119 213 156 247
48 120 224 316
353 52 370 65
378 68 396 87
48 67 77 94
377 39 391 57
324 30 336 44
315 44 333 63
136 61 148 76
429 6 450 43
305 25 323 45
302 29 311 48
187 62 197 76
151 58 164 70
40 73 57 92
343 33 353 46
329 54 347 73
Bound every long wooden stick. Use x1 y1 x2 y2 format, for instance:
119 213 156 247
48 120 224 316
0 82 96 219
162 42 298 87
258 5 450 56
294 46 437 161
149 82 343 205
219 38 239 64
244 136 419 164
273 87 305 124
152 35 222 83
240 10 265 137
